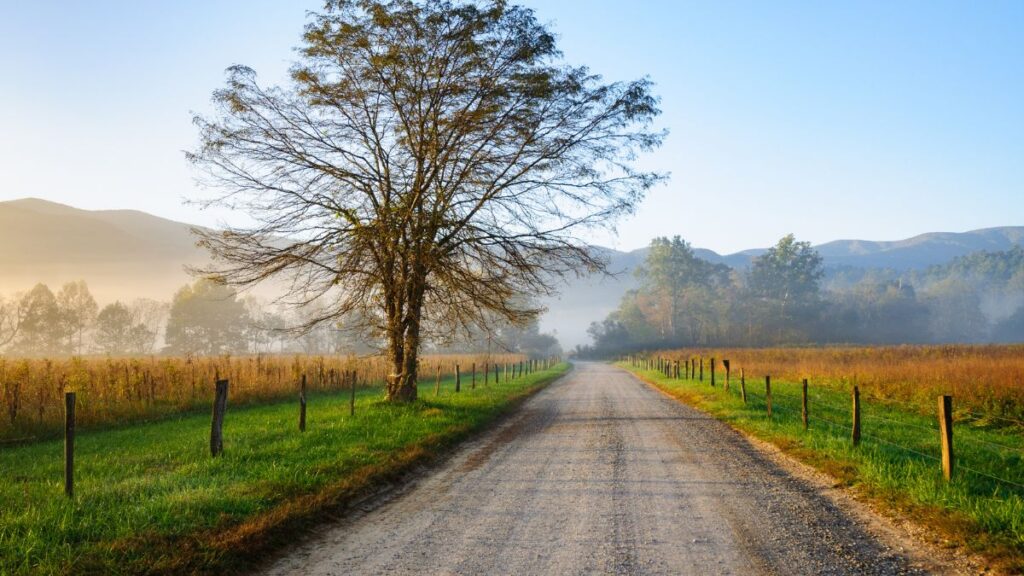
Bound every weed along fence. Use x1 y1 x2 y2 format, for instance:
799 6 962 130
0 353 528 442
622 354 1024 497
54 354 560 499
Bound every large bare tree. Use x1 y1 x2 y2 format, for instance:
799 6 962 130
188 0 665 401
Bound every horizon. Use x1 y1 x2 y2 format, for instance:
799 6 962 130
4 195 1021 256
2 1 1022 253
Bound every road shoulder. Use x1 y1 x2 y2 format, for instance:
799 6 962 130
629 365 992 575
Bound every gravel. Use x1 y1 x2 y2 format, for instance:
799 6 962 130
259 362 930 575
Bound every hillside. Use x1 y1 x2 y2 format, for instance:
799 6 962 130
0 198 207 303
1 197 1021 348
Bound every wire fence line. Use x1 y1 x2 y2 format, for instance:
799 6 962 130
625 358 1024 496
956 435 1024 457
958 463 1024 491
960 410 1024 428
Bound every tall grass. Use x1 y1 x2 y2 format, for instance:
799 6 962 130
644 345 1024 425
0 353 526 442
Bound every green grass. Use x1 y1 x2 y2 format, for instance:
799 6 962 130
620 362 1024 571
0 363 569 576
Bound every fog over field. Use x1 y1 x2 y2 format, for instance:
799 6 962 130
2 197 1021 351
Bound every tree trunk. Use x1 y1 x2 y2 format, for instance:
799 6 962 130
384 269 425 403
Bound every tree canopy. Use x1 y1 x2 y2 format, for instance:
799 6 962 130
164 280 251 356
189 0 664 400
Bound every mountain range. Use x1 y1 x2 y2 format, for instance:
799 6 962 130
2 197 1021 348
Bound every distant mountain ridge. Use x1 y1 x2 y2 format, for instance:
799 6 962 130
1 197 1021 348
0 198 208 304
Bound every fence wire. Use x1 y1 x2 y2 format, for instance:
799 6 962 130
630 362 1024 497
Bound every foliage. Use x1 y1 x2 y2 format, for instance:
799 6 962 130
747 233 824 301
94 301 155 355
634 236 731 340
188 0 664 401
56 280 98 355
580 238 1024 355
10 283 68 356
164 279 251 355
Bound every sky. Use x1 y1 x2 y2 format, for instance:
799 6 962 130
1 1 1022 254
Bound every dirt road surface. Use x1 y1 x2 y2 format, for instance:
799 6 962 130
259 362 939 575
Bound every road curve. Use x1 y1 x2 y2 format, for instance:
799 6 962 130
259 362 926 575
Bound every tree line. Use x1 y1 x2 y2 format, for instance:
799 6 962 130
577 236 1024 357
0 278 560 358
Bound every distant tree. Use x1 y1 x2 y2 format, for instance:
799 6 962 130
827 281 929 344
56 280 98 354
992 306 1024 343
584 314 634 357
12 284 66 356
634 236 731 340
0 294 29 350
188 0 664 401
922 278 987 342
747 234 824 342
491 319 561 358
94 302 135 355
164 280 250 355
127 298 168 354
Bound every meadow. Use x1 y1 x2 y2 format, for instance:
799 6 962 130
622 345 1024 570
0 361 568 575
0 353 526 442
648 345 1024 424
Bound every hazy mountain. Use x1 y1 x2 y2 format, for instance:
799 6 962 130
0 198 207 303
815 228 1024 269
1 198 1021 349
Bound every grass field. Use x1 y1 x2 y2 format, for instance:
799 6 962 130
0 362 568 576
644 345 1024 423
621 357 1024 571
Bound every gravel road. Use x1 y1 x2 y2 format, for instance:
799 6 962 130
259 362 931 575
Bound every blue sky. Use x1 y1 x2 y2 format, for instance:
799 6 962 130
1 1 1021 253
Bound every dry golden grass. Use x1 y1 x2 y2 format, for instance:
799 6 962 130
0 353 526 441
647 345 1024 424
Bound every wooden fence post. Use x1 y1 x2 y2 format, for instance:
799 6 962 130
495 363 499 385
765 376 772 418
699 357 704 382
299 374 307 432
740 369 747 404
435 364 441 396
939 395 954 481
210 379 228 457
852 386 861 446
65 391 75 498
723 360 730 391
484 362 489 386
801 379 809 430
349 370 356 416
472 363 476 389
710 358 716 387
455 364 461 392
